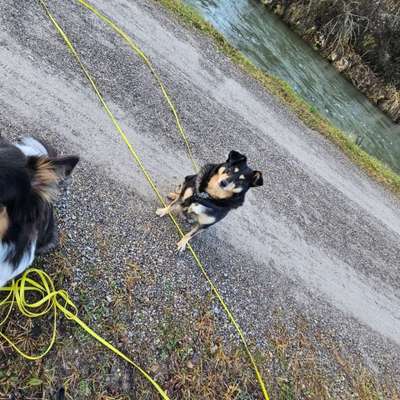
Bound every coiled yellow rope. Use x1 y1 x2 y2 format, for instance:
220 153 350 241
0 0 270 398
0 269 170 399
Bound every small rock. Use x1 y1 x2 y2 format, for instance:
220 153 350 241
150 364 160 373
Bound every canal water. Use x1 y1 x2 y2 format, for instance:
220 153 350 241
184 0 400 174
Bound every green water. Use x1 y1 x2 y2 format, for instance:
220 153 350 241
184 0 400 174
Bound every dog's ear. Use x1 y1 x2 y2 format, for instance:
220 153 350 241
26 155 79 202
227 150 247 164
251 171 263 187
49 156 80 178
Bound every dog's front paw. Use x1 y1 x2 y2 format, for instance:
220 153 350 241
156 207 169 217
177 237 189 253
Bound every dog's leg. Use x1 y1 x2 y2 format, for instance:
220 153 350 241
36 208 59 255
177 225 204 253
35 233 58 255
167 192 179 201
167 184 182 201
156 197 181 217
157 186 193 217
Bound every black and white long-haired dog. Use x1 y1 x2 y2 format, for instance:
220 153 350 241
0 136 79 287
156 150 263 252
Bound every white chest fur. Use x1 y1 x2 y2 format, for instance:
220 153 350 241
0 241 36 287
188 203 216 225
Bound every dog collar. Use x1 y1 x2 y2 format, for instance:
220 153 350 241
197 191 210 200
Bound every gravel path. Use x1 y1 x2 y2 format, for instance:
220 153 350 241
1 0 399 395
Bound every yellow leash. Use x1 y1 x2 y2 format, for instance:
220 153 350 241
76 0 199 173
0 269 170 399
60 1 270 398
1 0 270 399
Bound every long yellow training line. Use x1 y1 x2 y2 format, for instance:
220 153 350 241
0 269 170 400
70 2 270 398
28 0 269 398
76 0 199 173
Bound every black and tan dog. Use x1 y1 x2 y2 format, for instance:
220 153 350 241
0 136 79 287
156 151 263 252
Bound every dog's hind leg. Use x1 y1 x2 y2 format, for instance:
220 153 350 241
177 225 204 253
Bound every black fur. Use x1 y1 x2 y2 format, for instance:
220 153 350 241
158 150 263 251
0 140 36 266
0 137 79 271
186 152 262 224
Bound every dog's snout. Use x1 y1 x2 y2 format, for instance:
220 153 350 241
220 179 228 188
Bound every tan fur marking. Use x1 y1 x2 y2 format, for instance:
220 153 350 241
239 174 245 180
0 207 10 239
33 158 59 202
206 173 234 199
182 187 193 200
168 192 179 200
234 167 239 172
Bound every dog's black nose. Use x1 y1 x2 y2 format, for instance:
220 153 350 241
220 180 228 188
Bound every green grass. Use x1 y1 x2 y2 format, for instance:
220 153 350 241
156 0 400 195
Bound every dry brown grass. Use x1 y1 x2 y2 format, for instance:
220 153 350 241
1 239 399 397
2 290 399 399
266 317 400 400
0 242 399 399
322 1 369 55
384 86 400 121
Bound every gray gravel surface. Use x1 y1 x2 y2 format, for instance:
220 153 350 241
1 0 400 394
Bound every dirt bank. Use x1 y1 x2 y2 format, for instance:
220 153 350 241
260 0 400 122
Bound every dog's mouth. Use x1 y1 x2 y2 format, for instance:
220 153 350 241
219 179 232 189
220 166 249 193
